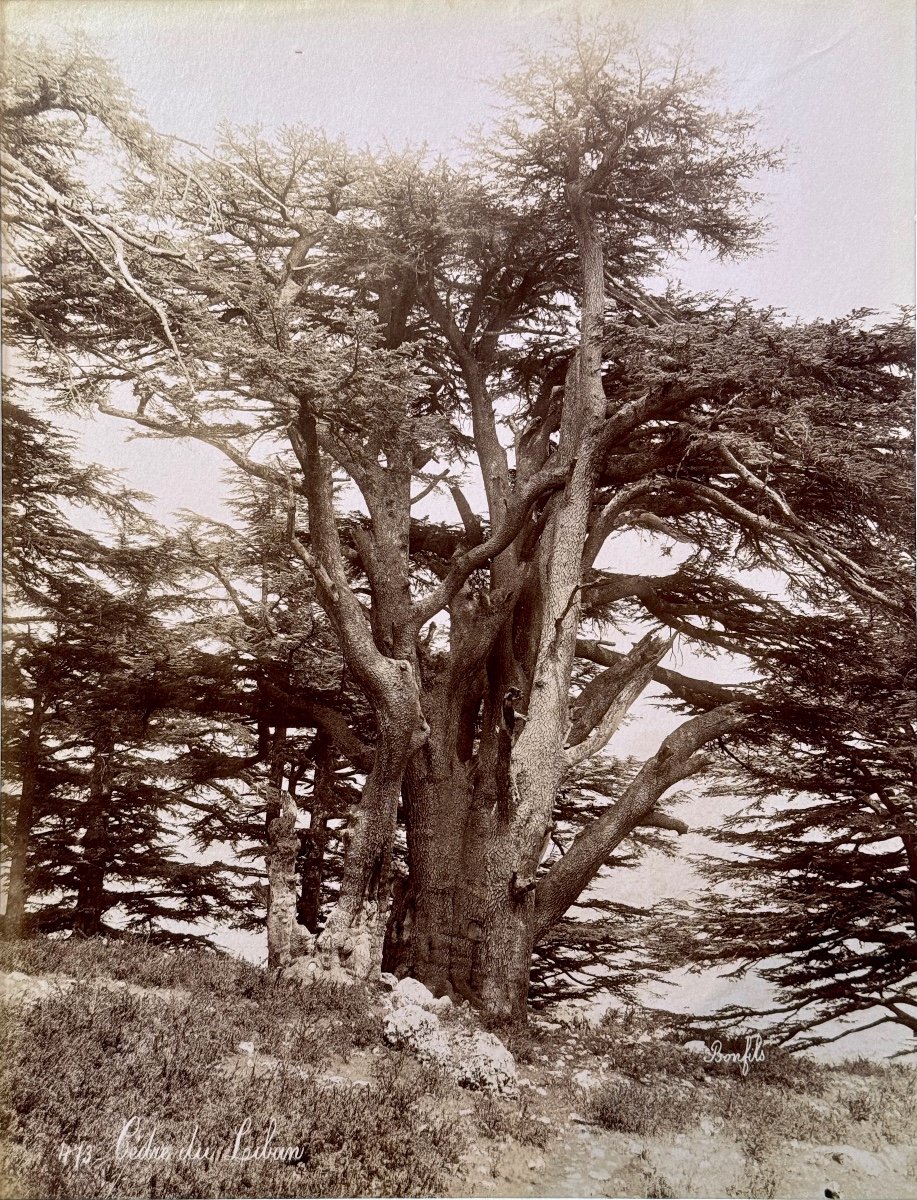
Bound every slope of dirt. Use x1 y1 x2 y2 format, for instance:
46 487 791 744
440 1014 917 1200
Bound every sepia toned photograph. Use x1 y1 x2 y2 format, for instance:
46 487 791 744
1 1 914 1198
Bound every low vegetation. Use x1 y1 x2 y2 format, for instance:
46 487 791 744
581 1010 916 1154
2 940 915 1200
0 940 462 1199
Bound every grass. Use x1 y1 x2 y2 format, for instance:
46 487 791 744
0 935 260 993
578 1010 826 1093
585 1077 697 1138
4 937 916 1198
578 1009 917 1154
0 938 464 1198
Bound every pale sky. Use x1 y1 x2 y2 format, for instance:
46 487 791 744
5 0 914 1057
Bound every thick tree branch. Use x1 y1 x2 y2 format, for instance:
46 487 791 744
565 632 672 767
639 812 689 834
411 461 568 626
575 638 751 708
534 704 746 941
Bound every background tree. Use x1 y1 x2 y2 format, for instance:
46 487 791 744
1 398 252 941
655 600 917 1052
174 477 370 965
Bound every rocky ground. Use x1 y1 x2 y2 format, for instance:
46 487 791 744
2 959 915 1200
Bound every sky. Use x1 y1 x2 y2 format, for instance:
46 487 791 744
5 0 915 1057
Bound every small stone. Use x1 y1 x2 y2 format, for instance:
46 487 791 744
588 1169 611 1182
237 1041 255 1055
572 1068 599 1091
456 1030 519 1096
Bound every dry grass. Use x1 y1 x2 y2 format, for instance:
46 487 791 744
0 940 464 1198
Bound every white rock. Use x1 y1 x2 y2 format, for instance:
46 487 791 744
588 1169 611 1182
391 976 453 1015
572 1068 600 1091
237 1041 255 1055
683 1039 707 1055
551 1002 590 1029
456 1030 519 1096
378 972 398 992
383 1003 453 1067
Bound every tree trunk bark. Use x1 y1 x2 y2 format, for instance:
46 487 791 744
384 749 476 997
74 739 114 937
4 697 44 939
296 744 334 933
266 788 308 968
385 666 521 1006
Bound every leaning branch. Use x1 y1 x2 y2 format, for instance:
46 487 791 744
575 638 752 709
534 704 746 941
565 632 672 767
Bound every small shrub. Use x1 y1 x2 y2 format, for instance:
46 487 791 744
833 1055 891 1078
580 1012 697 1082
646 1173 677 1198
711 1078 844 1145
749 1043 825 1095
836 1064 917 1145
586 1078 696 1137
472 1093 551 1149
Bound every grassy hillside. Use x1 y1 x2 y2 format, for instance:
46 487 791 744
1 939 914 1200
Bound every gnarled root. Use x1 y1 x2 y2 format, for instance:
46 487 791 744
282 900 387 987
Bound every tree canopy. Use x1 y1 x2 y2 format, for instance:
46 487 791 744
2 25 913 1042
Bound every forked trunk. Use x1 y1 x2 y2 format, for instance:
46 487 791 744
286 662 427 986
